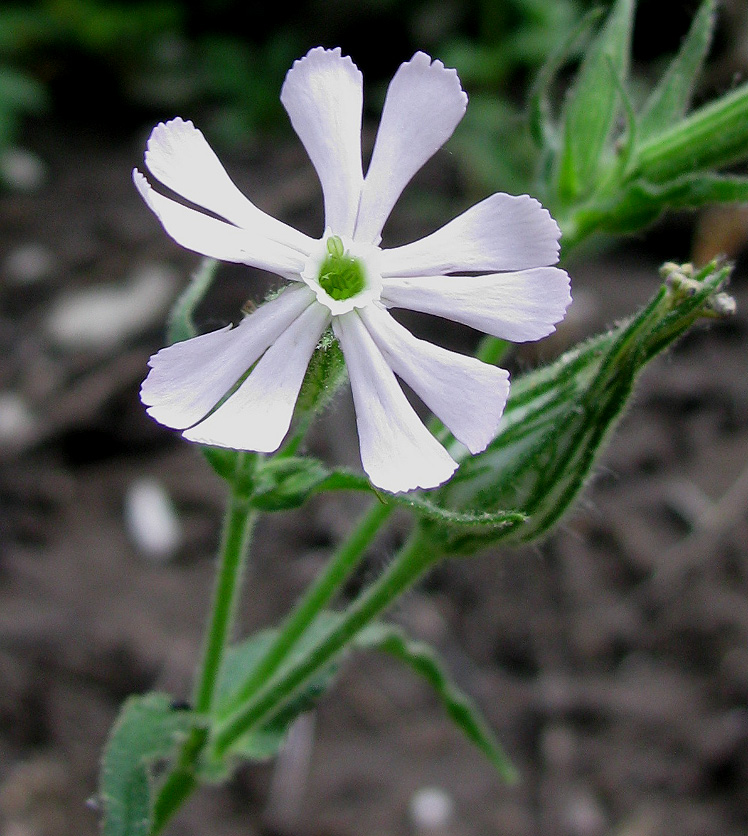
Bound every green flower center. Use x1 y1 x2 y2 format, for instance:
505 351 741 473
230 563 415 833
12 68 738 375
317 236 366 301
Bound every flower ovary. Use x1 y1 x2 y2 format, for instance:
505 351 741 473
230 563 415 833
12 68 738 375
318 236 366 301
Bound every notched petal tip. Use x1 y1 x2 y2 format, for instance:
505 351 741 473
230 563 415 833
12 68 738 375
282 45 362 91
146 116 197 147
144 118 202 175
406 50 468 107
518 194 562 262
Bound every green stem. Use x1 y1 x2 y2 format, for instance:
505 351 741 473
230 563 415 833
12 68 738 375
220 499 393 715
211 528 440 758
194 486 257 713
152 461 256 834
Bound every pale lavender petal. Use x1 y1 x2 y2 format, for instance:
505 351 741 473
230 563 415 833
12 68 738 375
379 193 561 276
134 171 307 275
183 301 330 451
359 304 509 453
382 267 571 342
333 310 457 492
281 47 364 238
354 52 467 244
144 118 313 254
141 285 316 429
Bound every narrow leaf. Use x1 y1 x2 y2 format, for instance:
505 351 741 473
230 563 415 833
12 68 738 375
246 457 525 530
556 0 635 201
99 693 194 836
576 173 748 237
634 80 748 182
209 614 342 768
638 0 716 143
528 7 604 149
355 623 518 782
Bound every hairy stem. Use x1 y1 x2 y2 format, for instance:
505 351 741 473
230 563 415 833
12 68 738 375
212 528 440 758
220 499 393 715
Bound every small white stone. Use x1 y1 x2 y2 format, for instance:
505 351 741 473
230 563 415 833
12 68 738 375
409 786 454 831
0 392 36 447
124 477 182 562
5 243 54 285
46 263 178 350
0 147 47 191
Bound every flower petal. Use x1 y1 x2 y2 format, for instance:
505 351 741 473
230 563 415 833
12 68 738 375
183 301 330 451
333 310 457 492
354 52 467 244
359 304 509 453
379 193 561 276
134 171 307 275
144 118 314 254
141 285 316 429
281 47 364 238
382 267 571 342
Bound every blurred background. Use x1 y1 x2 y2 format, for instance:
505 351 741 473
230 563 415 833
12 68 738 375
2 1 748 835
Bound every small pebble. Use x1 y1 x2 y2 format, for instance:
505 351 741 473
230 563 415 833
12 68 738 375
0 147 47 191
4 243 55 285
123 477 182 563
0 392 36 448
562 787 607 836
409 786 454 832
45 263 177 350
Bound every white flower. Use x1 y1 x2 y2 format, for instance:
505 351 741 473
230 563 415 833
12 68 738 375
134 47 571 493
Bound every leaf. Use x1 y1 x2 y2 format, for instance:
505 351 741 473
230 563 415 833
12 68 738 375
209 614 342 768
244 455 525 530
634 80 748 182
99 693 194 836
556 0 635 202
528 7 604 150
637 0 716 143
250 456 332 511
577 173 748 236
355 623 517 782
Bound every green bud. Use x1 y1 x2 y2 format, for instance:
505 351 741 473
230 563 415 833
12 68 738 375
424 260 734 555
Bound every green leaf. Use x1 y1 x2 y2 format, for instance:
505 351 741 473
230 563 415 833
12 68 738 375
637 0 716 143
528 7 604 150
432 260 734 554
556 0 635 202
355 623 517 782
574 173 748 238
99 693 194 836
250 456 332 511
199 448 258 497
317 467 525 530
633 80 748 182
242 454 524 530
208 614 342 769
